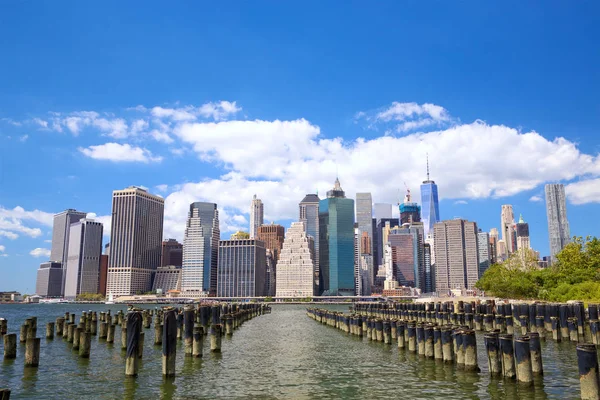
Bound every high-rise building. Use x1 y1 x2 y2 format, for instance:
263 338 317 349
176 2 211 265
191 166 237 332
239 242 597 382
256 224 285 262
152 265 182 293
50 209 87 295
319 178 355 296
106 186 164 297
217 238 267 297
399 189 421 225
434 219 479 290
276 222 315 297
373 218 399 276
423 243 434 293
99 255 108 296
265 249 276 296
516 214 531 251
356 193 373 295
501 205 515 254
161 239 183 267
354 226 361 295
420 158 440 240
249 195 264 239
387 223 424 289
477 230 491 277
35 262 63 297
374 203 393 220
299 194 320 292
64 218 103 299
497 240 508 262
489 228 499 264
545 183 571 263
181 202 220 296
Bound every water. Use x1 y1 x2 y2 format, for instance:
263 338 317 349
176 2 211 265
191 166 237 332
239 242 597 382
0 304 583 399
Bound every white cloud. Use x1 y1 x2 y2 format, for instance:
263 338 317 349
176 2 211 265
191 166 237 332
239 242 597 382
155 184 169 193
32 118 48 128
357 102 452 133
44 239 52 243
93 117 128 138
78 143 163 163
0 231 19 240
30 248 51 258
529 195 543 202
197 101 242 120
149 129 173 143
0 245 5 252
566 179 600 205
94 215 112 238
19 134 28 142
453 200 468 205
151 106 197 121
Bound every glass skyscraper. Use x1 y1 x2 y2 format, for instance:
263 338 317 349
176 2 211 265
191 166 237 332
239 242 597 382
545 183 571 263
356 193 373 294
420 164 440 240
319 178 355 296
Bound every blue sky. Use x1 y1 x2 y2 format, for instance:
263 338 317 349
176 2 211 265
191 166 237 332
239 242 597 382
1 2 599 293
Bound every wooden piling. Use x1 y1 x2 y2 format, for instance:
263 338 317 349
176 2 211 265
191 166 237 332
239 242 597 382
484 332 501 376
56 318 65 337
24 338 40 367
514 336 533 385
107 324 115 343
500 334 516 379
45 322 54 339
529 332 543 375
125 312 142 377
578 343 600 400
79 331 91 358
73 327 81 350
162 310 177 377
3 334 17 359
193 326 204 358
210 324 222 352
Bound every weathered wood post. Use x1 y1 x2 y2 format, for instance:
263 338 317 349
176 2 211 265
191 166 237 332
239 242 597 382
433 326 442 360
577 343 600 400
3 334 17 359
210 324 222 352
484 332 501 376
514 335 533 385
46 322 54 339
56 318 65 337
67 324 75 343
107 324 115 344
551 316 561 342
500 334 516 379
424 325 434 358
397 321 405 349
79 331 91 358
529 332 543 375
99 322 108 339
441 326 453 363
162 309 177 377
73 327 81 350
462 329 479 372
536 316 546 341
183 307 195 357
382 320 392 344
407 322 417 353
19 323 28 343
24 338 40 367
125 311 142 377
0 388 10 399
193 326 204 358
0 318 7 336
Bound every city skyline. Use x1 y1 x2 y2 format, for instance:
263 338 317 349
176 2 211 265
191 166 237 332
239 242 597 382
2 2 600 293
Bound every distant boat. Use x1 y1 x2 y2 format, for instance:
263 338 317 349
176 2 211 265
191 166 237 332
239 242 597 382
105 293 114 304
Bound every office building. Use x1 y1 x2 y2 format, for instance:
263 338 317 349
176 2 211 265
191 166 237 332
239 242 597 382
423 243 434 293
249 195 264 239
319 178 355 296
152 265 182 293
374 203 393 220
35 262 63 297
99 255 108 296
256 223 285 261
501 205 515 254
276 222 315 297
50 209 87 295
434 219 479 290
356 192 374 294
181 202 220 296
299 194 320 292
161 239 183 267
106 186 164 296
399 189 421 225
387 223 424 289
373 218 399 277
420 159 440 240
489 228 499 264
217 238 267 297
477 230 491 277
545 183 571 262
516 214 531 251
64 218 103 299
265 249 276 296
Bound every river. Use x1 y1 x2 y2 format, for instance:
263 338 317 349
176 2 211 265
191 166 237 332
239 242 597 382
0 303 582 399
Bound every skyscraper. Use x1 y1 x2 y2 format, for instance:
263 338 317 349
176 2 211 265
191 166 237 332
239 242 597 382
516 214 531 251
276 222 315 297
477 230 491 277
356 193 373 295
256 224 285 262
388 223 424 289
106 186 164 296
399 189 421 225
35 262 63 297
489 228 499 263
545 183 571 263
217 238 267 297
420 158 440 240
64 218 103 299
161 239 183 267
434 219 479 290
423 243 434 293
319 178 355 296
249 195 264 239
50 209 87 295
299 194 320 292
181 202 220 296
374 203 393 220
501 205 515 254
373 218 399 275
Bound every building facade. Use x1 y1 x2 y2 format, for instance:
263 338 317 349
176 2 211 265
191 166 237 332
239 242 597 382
299 194 320 293
35 262 63 297
276 222 315 297
249 195 264 239
152 265 182 293
516 214 531 251
161 239 183 267
501 205 515 255
388 223 425 289
477 230 491 278
50 209 87 295
374 203 393 220
99 255 108 296
64 218 103 299
420 162 440 240
545 183 570 263
399 189 421 225
318 178 355 296
106 186 164 296
434 219 479 290
181 202 220 296
356 192 373 295
373 218 399 278
256 224 285 262
217 239 267 297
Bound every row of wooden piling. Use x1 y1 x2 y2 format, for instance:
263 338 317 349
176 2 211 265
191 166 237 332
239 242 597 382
0 303 270 384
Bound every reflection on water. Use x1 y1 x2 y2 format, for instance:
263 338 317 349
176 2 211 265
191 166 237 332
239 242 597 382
0 304 583 399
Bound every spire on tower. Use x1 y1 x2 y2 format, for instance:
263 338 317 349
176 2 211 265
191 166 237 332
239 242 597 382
426 153 430 181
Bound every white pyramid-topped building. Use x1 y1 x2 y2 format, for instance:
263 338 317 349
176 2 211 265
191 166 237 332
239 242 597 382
276 222 315 297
